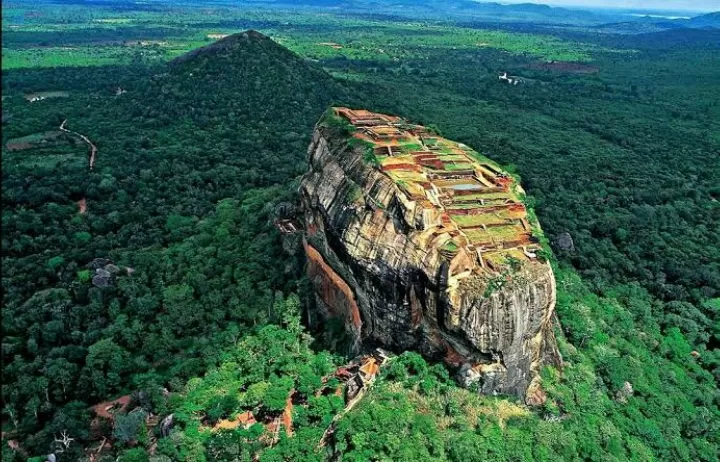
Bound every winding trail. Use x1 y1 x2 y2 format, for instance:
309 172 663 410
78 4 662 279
60 119 97 214
60 119 97 170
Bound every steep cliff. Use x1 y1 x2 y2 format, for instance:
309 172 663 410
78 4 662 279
299 108 561 401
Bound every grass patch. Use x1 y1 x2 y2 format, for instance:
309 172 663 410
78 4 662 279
442 240 459 252
444 162 474 171
451 213 509 227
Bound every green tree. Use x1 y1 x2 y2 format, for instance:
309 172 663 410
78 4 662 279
80 339 129 398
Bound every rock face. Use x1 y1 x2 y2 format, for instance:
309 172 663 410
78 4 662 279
299 108 561 401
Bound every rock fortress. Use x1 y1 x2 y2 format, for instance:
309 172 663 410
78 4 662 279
300 107 561 403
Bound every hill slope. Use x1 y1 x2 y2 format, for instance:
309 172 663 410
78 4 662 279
687 11 720 28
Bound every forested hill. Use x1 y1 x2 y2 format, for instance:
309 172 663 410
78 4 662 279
157 30 349 133
1 30 356 458
122 29 356 185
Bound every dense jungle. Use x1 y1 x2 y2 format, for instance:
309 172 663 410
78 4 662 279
2 1 718 460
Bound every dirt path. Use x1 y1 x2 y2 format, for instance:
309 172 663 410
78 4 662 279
61 119 96 214
317 379 371 449
318 352 394 449
60 119 97 170
282 394 294 437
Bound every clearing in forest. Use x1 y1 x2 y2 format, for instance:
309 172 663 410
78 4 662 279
5 131 67 151
24 91 69 102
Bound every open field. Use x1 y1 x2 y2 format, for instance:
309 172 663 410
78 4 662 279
3 144 85 170
1 1 609 71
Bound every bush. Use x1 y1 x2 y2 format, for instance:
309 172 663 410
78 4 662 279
47 255 64 270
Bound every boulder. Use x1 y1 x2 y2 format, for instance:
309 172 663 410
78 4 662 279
160 414 175 437
554 232 574 251
92 268 113 288
89 257 113 271
88 258 128 288
615 381 634 403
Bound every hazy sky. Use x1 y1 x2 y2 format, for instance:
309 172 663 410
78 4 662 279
496 0 719 12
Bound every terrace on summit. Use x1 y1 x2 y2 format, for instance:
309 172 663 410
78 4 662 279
333 107 542 274
335 107 401 126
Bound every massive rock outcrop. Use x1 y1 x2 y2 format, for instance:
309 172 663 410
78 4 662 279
299 108 560 401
